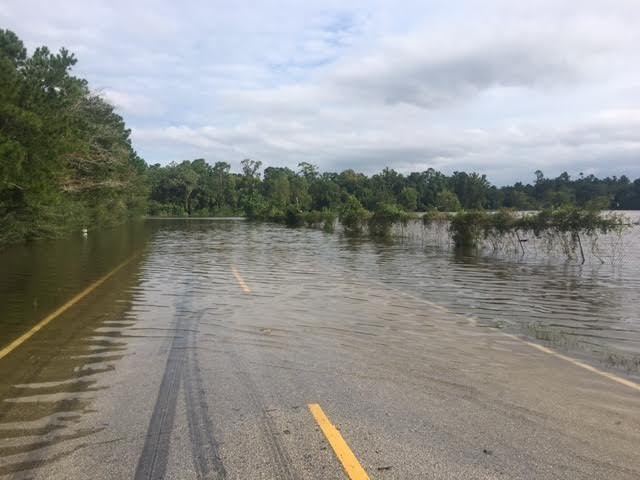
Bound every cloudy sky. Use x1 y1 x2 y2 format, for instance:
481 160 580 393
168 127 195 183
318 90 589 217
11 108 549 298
2 0 640 184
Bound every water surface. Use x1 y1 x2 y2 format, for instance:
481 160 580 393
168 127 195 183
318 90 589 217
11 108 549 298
1 217 639 478
1 217 639 374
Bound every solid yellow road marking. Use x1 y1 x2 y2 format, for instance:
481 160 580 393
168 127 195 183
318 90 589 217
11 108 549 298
231 266 251 293
0 255 136 361
308 403 370 480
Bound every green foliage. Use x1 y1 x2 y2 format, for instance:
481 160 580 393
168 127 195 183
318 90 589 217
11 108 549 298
147 159 243 217
517 207 625 237
242 196 267 220
144 159 638 254
0 30 147 243
339 196 370 235
422 209 450 227
584 195 612 211
448 211 490 248
443 207 627 260
368 204 413 238
450 172 490 209
320 210 337 233
435 189 462 212
148 159 640 223
285 205 305 227
490 209 518 235
399 187 418 211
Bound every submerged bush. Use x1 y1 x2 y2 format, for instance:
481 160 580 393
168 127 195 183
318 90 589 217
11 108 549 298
448 211 490 248
433 206 628 262
321 210 337 233
314 210 337 233
339 196 370 235
251 195 629 264
368 204 413 238
298 210 337 232
517 207 624 237
516 207 626 262
284 205 305 227
422 209 450 227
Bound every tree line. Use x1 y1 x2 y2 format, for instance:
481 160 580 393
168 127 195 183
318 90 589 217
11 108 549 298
2 30 640 244
148 158 640 219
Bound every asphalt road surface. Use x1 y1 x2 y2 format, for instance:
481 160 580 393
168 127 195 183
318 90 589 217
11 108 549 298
0 228 639 479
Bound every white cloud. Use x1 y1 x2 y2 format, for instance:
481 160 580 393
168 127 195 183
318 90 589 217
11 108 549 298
2 0 640 183
133 107 640 183
100 89 164 117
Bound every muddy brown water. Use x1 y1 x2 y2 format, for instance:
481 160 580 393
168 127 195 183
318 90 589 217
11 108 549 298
0 216 639 477
1 216 639 375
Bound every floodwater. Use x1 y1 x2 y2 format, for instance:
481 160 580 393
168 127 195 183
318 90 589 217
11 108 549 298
0 217 639 478
1 216 640 376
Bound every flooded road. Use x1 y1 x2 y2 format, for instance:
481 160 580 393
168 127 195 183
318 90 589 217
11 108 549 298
0 219 639 479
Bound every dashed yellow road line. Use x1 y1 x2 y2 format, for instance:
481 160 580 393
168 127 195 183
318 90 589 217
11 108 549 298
0 255 137 361
308 403 370 480
231 266 251 293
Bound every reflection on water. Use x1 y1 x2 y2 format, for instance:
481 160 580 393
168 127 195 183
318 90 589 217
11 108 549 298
0 217 639 476
361 213 640 373
0 223 153 346
0 265 143 475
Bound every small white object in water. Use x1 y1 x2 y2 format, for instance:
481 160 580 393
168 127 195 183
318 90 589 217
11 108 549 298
82 227 88 237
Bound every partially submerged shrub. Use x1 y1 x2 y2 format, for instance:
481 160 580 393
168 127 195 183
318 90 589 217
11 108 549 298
516 207 626 262
302 210 323 228
517 207 625 237
299 209 336 232
321 210 336 233
422 210 450 227
284 205 305 227
339 196 370 235
448 210 491 248
368 204 413 238
433 206 628 261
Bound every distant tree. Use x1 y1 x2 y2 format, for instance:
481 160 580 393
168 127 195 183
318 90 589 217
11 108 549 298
435 190 462 212
263 167 292 209
290 174 312 210
450 171 490 209
211 161 233 210
239 158 262 210
399 187 418 211
297 162 319 180
310 173 341 210
172 161 199 215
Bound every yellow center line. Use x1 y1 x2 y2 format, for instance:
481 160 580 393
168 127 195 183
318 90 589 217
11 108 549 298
308 403 370 480
230 266 251 293
0 254 137 361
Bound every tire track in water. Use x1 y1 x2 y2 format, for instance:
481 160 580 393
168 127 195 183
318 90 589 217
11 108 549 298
135 280 226 479
224 264 298 479
133 323 184 480
183 312 227 478
230 350 298 480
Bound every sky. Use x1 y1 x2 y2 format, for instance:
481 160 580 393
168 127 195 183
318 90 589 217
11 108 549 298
2 0 640 184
